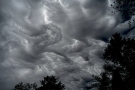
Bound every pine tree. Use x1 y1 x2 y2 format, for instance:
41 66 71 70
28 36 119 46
36 75 65 90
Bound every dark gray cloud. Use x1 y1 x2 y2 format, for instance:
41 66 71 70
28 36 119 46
0 0 135 90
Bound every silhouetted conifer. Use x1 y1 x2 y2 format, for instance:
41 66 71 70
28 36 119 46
36 75 65 90
13 76 65 90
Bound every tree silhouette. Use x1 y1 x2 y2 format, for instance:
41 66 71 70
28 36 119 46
103 33 135 90
90 71 111 90
92 33 135 90
36 75 65 90
111 0 135 26
13 76 65 90
13 82 37 90
112 69 123 90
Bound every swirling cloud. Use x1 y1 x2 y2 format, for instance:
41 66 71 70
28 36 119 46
0 0 134 90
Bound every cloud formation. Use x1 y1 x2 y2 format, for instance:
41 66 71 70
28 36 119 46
0 0 135 90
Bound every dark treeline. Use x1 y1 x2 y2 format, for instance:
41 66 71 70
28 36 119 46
13 75 65 90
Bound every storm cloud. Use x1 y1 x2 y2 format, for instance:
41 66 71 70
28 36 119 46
0 0 135 90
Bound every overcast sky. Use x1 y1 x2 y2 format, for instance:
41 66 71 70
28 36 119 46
0 0 135 90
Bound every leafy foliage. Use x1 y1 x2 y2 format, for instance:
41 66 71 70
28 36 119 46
92 33 135 90
13 82 37 90
90 71 111 90
111 0 135 26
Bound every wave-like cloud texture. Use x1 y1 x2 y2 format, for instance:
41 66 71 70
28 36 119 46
0 0 134 90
